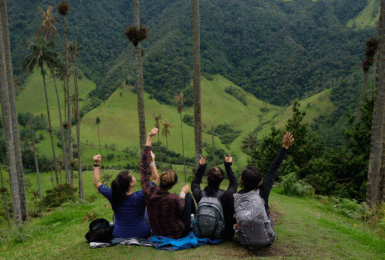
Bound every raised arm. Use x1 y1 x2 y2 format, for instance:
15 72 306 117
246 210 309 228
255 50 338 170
150 151 160 186
191 155 207 203
92 154 102 190
224 154 238 195
262 132 294 193
141 128 159 193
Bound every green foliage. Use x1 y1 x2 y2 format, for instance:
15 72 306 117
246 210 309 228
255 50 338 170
40 183 77 211
225 86 247 105
182 114 193 127
207 123 241 145
337 198 371 220
277 172 315 197
0 225 46 245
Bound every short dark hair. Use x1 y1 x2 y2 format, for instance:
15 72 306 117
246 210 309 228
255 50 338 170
241 165 262 192
206 167 224 189
160 171 178 190
111 171 132 212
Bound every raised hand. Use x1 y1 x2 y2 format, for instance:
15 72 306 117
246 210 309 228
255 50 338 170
199 155 207 165
93 154 102 164
282 132 295 149
224 154 233 163
148 127 159 137
181 185 190 194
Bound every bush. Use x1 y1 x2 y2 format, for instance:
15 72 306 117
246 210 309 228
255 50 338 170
337 198 372 220
40 183 77 211
278 172 315 197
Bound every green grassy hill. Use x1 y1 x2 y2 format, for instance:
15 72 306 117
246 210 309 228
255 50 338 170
16 71 335 169
0 169 384 259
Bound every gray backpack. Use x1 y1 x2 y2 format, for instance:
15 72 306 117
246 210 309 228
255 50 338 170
234 190 275 250
193 190 225 239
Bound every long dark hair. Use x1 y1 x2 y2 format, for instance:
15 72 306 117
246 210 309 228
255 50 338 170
241 166 262 192
111 171 132 213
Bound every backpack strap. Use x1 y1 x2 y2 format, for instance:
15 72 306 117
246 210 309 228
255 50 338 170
201 191 206 198
214 190 225 200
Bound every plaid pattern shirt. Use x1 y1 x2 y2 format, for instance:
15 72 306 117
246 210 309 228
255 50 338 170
141 146 186 238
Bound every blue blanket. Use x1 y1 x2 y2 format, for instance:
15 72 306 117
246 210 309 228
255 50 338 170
89 232 223 251
151 232 223 251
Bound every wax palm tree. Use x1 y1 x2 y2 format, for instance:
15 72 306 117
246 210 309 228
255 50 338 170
367 0 385 206
30 119 43 211
174 93 188 182
125 0 149 150
0 164 11 227
23 37 60 185
162 121 173 166
57 0 73 188
192 0 202 169
241 133 259 154
37 6 58 41
152 114 162 143
1 0 28 221
0 14 21 226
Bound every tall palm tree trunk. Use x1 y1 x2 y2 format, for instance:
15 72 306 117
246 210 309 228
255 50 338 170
0 20 21 226
367 0 385 206
180 113 186 183
62 15 73 186
30 119 43 211
52 72 69 182
379 128 385 204
41 67 59 185
74 59 83 200
0 0 28 221
192 0 202 169
133 0 146 150
0 164 11 227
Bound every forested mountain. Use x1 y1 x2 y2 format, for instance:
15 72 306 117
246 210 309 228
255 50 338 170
8 0 377 106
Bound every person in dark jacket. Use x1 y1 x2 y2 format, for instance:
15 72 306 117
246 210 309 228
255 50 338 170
141 127 196 239
191 154 238 241
234 132 294 231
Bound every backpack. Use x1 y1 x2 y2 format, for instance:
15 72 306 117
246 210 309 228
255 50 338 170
234 190 275 250
193 190 225 239
85 218 114 243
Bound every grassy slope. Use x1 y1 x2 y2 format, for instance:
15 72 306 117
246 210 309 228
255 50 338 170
15 71 335 169
347 0 380 30
1 170 384 259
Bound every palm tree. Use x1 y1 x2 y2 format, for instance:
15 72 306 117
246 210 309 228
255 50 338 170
152 114 162 143
0 15 21 226
192 0 202 169
30 119 43 209
162 121 173 166
23 37 60 185
125 0 149 150
174 93 187 182
49 61 69 183
57 0 73 188
0 164 11 227
1 0 28 221
37 6 58 41
241 133 259 154
367 0 385 207
68 40 84 199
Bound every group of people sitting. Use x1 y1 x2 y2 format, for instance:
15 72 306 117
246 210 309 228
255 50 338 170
92 127 294 249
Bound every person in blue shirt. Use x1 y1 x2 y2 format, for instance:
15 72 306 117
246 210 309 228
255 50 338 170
92 153 159 239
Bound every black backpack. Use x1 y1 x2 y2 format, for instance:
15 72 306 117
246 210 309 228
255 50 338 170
193 190 225 239
85 218 114 243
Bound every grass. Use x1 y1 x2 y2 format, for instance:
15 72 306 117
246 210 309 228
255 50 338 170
347 0 380 30
1 169 385 259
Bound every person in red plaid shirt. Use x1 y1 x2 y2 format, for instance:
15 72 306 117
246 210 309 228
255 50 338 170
141 127 196 239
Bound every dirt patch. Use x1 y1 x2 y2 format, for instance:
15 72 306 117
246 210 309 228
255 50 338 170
270 203 283 225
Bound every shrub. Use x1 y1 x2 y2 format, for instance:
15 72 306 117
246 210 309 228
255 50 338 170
278 172 315 197
225 86 247 105
337 198 372 220
40 183 77 211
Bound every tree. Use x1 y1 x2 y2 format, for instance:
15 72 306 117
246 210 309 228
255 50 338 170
50 61 69 183
162 120 173 166
192 0 202 169
30 119 43 210
0 164 11 227
1 0 28 221
241 133 259 155
174 93 187 182
36 6 58 41
57 0 74 187
0 11 21 226
125 0 149 150
367 0 385 207
68 40 84 200
23 37 59 185
152 114 162 143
